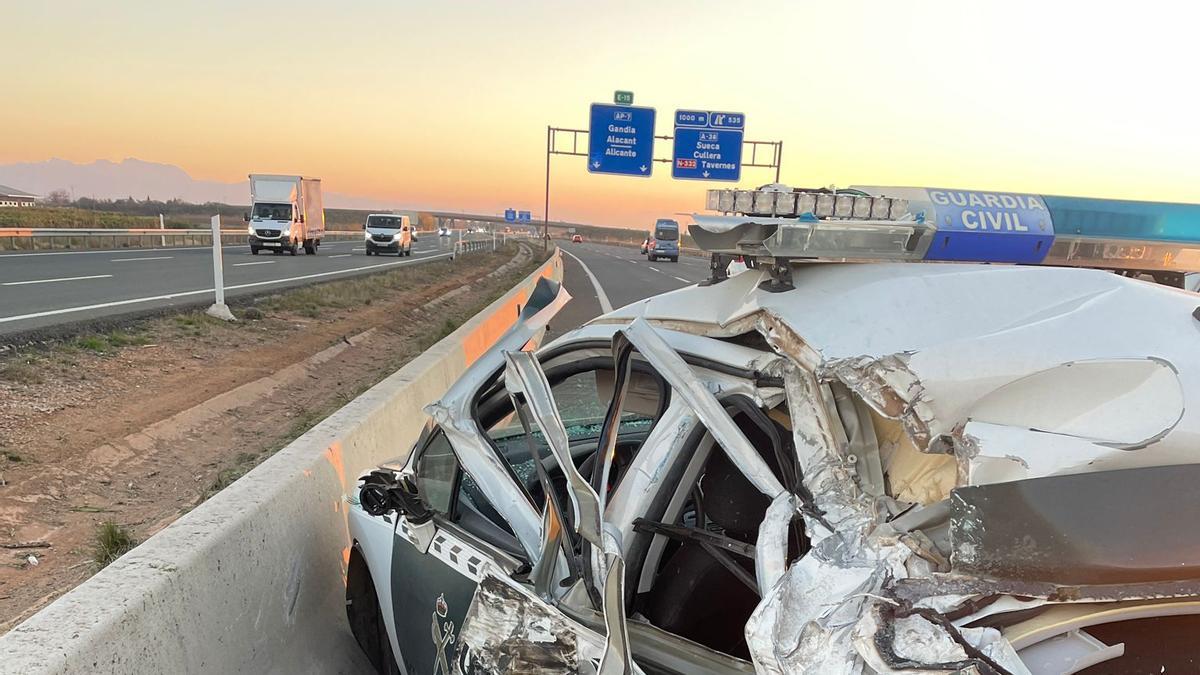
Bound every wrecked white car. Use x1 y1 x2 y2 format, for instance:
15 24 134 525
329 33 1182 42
345 186 1200 674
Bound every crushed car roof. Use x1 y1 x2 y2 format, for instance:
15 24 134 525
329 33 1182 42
596 262 1200 471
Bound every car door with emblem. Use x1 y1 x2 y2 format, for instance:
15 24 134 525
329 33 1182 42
388 429 520 675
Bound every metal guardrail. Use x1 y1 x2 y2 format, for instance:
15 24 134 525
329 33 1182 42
0 228 363 252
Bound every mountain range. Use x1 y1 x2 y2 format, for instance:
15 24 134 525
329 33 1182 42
0 158 401 210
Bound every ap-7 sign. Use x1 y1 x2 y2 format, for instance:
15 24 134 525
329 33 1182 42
587 103 656 177
672 109 744 182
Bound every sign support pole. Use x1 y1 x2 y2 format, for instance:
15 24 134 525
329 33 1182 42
205 214 235 321
543 125 551 251
775 141 783 183
159 213 166 247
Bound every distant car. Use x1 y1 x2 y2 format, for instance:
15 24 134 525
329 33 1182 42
438 227 451 237
571 234 583 243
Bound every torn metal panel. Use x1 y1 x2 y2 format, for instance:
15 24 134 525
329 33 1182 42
950 464 1200 585
454 569 605 675
779 364 873 544
966 357 1183 449
621 318 786 500
425 277 571 564
755 493 798 596
854 605 1031 675
960 422 1133 486
503 350 605 550
821 353 934 451
597 552 637 675
744 543 906 675
604 402 699 560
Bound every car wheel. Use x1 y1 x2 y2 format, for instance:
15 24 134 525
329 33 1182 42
304 240 315 255
251 247 259 255
289 244 297 256
365 249 373 256
346 548 402 675
672 256 679 263
649 255 656 262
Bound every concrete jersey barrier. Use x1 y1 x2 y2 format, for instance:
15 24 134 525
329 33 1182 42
0 246 564 674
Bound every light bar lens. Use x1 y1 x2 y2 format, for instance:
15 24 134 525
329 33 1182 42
834 195 855 218
798 193 817 216
734 190 755 213
774 192 797 217
752 191 775 215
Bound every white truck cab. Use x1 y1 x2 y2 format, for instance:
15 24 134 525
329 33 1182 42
246 174 325 256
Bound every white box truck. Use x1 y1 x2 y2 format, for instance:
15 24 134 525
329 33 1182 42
245 174 325 256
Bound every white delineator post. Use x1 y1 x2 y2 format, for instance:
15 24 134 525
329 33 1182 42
159 213 166 247
206 214 236 321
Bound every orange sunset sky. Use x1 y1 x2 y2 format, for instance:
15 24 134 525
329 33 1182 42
4 0 1198 228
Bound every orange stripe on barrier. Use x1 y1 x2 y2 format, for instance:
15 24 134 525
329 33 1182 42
0 229 33 237
462 291 527 365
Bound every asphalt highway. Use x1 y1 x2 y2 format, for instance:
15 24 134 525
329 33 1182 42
0 236 463 337
547 241 711 340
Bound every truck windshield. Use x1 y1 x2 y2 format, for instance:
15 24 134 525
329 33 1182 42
366 216 403 230
654 219 679 241
253 203 292 221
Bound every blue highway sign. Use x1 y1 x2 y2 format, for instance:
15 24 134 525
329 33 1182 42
504 208 516 222
517 210 531 223
588 103 656 177
672 109 745 182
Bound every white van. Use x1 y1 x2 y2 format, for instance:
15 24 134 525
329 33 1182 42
364 214 413 256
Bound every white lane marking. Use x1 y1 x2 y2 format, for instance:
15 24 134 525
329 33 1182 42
648 266 662 273
0 246 220 258
561 249 613 314
351 248 364 251
3 274 113 286
0 252 453 324
111 256 174 262
233 261 275 266
673 276 691 283
0 239 363 259
328 254 351 258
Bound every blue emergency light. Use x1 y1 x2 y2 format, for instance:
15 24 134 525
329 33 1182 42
696 186 1200 277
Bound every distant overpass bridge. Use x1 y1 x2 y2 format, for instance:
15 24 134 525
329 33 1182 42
423 210 614 235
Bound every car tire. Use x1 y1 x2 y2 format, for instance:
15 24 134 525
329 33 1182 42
346 549 403 675
365 249 373 256
649 255 656 262
251 247 259 255
672 256 679 263
289 243 297 256
304 240 315 255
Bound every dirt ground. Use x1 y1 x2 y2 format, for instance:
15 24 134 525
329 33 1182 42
0 243 540 631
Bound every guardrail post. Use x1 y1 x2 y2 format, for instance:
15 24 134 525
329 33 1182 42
205 215 236 321
159 214 166 247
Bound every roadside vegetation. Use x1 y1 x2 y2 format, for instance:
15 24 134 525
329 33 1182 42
92 521 137 568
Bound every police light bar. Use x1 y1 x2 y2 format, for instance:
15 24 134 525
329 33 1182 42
696 186 1200 276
